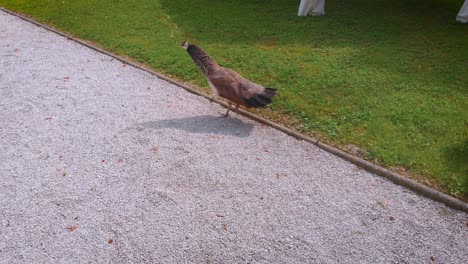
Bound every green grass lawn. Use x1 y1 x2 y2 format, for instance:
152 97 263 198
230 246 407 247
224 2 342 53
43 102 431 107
2 0 467 199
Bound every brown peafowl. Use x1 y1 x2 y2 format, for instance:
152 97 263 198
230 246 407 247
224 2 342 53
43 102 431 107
181 41 277 117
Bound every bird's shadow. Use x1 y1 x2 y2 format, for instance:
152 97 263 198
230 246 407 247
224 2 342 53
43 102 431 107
137 115 254 138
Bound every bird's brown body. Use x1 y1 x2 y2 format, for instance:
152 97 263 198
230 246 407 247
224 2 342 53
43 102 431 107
183 43 277 116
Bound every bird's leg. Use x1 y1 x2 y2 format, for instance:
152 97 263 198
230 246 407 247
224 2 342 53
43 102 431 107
221 102 231 118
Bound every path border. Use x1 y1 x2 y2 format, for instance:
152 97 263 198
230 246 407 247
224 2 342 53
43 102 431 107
2 7 466 213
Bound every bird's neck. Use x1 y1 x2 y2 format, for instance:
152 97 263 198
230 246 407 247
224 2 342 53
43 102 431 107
187 45 218 75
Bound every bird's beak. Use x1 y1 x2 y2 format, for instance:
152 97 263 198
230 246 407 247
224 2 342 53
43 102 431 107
180 41 189 49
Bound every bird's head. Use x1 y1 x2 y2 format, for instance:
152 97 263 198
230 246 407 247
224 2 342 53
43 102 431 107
180 41 189 49
180 33 189 49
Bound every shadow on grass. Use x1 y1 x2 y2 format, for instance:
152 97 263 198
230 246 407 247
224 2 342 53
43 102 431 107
160 0 468 89
159 0 467 47
138 115 254 137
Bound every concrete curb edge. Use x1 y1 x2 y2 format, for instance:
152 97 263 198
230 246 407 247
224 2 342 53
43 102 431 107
2 7 466 213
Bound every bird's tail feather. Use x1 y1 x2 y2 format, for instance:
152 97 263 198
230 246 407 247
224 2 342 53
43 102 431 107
263 88 277 99
245 88 277 108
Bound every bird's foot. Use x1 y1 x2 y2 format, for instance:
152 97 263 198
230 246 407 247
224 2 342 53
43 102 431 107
235 105 240 115
217 109 230 118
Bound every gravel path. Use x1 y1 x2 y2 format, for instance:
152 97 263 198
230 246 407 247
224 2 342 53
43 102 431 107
0 10 467 264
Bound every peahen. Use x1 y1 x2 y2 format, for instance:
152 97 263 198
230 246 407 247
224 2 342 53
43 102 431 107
181 41 277 117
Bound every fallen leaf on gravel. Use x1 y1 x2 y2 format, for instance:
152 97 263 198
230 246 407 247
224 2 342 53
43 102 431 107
216 214 224 218
389 216 395 221
377 199 389 209
438 207 450 216
430 256 435 261
276 173 288 180
212 179 220 187
149 147 159 153
107 239 113 244
44 117 53 120
66 225 77 232
223 223 228 231
63 76 70 80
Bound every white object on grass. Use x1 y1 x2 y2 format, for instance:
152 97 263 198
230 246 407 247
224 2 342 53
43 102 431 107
298 0 325 16
457 0 468 23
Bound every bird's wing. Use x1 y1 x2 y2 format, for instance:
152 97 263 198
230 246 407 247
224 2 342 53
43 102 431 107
207 68 245 105
208 67 274 108
210 68 265 98
238 77 266 99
